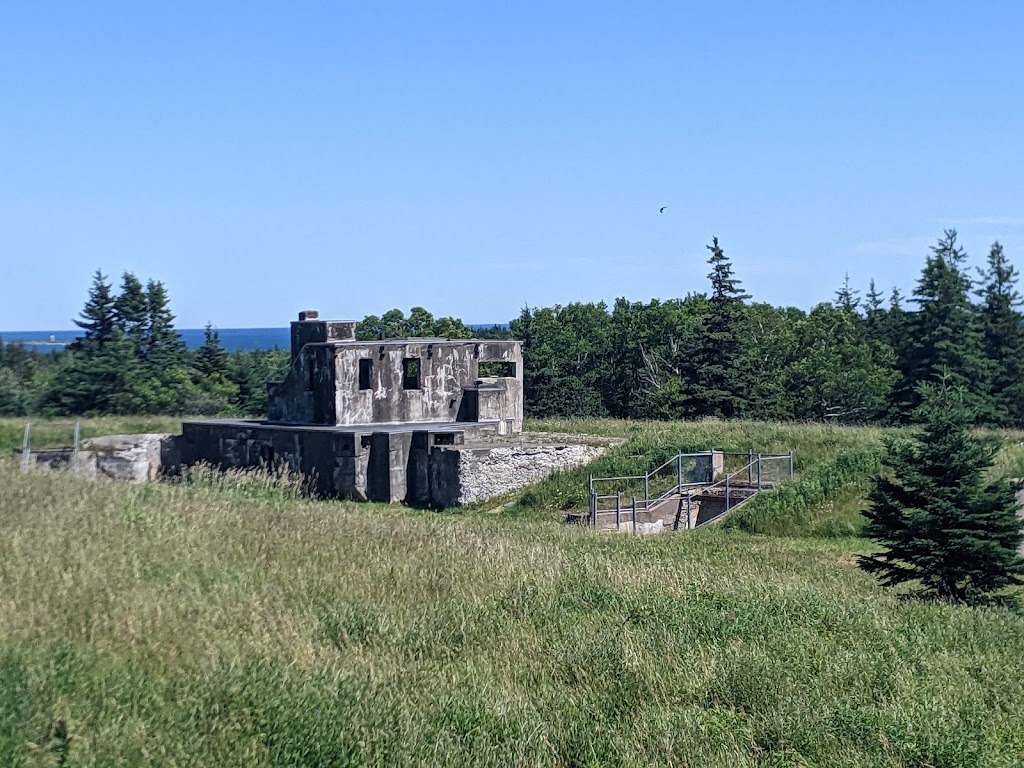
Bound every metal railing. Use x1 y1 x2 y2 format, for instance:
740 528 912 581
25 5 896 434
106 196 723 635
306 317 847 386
588 450 794 531
17 421 82 474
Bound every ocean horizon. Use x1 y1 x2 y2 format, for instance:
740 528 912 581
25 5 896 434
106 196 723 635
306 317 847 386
0 324 510 353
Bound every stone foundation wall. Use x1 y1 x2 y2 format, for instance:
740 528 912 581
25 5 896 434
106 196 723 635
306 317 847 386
432 442 607 507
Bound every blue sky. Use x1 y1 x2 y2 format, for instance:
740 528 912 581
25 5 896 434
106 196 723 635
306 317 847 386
2 1 1022 330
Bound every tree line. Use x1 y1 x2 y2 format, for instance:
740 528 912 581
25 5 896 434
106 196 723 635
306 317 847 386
2 228 1022 426
512 229 1024 426
0 271 291 417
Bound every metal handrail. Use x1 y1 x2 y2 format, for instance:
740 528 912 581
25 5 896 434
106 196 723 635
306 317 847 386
588 449 794 530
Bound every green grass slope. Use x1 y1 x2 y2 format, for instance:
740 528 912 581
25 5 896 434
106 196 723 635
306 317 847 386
519 418 1024 538
2 460 1023 767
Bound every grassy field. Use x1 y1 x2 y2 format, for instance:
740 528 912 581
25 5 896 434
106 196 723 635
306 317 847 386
2 417 1024 766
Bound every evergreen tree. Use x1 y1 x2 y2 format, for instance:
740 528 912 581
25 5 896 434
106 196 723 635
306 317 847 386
70 269 116 350
692 237 750 418
114 272 148 348
905 230 990 419
143 280 187 366
195 323 230 379
865 279 884 316
889 287 903 311
976 241 1024 426
859 379 1024 602
45 325 141 414
44 270 139 413
0 367 31 416
190 323 239 415
833 273 861 313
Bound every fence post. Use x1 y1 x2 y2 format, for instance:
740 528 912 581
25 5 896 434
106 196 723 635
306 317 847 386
726 473 731 511
20 423 31 474
616 492 621 531
589 492 596 527
73 421 81 462
788 451 794 480
757 454 762 492
748 449 753 484
631 496 637 533
677 452 683 493
686 494 692 529
644 474 649 507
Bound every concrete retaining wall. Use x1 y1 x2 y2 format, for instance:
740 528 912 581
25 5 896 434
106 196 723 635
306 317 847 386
430 442 607 507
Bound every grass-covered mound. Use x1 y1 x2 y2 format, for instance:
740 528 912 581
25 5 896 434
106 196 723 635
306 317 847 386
1 461 1022 766
519 418 1024 538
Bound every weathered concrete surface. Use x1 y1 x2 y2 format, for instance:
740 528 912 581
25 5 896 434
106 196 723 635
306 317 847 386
85 434 180 482
268 315 524 433
18 434 179 483
180 419 508 505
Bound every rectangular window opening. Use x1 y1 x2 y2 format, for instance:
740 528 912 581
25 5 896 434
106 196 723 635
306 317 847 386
402 357 421 390
433 433 456 446
358 358 373 390
478 361 517 378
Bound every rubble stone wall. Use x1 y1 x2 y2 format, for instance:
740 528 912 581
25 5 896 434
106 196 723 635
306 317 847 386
432 442 607 507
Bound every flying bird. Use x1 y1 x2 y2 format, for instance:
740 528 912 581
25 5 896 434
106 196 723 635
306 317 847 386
659 206 667 213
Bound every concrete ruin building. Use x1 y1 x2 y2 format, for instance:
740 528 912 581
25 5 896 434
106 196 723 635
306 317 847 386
180 311 605 507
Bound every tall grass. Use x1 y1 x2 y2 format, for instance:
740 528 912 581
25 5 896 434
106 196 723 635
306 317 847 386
2 461 1023 766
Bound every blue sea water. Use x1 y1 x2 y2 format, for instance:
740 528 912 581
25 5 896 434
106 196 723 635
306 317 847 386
0 325 508 353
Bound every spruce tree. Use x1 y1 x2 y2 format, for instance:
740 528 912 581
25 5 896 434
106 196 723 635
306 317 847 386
865 279 884 316
976 241 1024 426
863 278 888 348
833 273 861 313
905 229 990 418
195 323 230 378
45 270 138 413
692 237 751 418
70 269 116 350
859 379 1024 602
114 272 148 349
191 323 239 415
143 280 186 367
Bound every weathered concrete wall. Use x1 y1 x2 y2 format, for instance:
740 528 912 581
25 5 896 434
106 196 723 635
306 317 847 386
290 314 356 362
180 421 371 500
19 434 179 483
268 335 523 431
180 421 489 504
430 441 607 508
268 346 337 424
331 340 523 429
